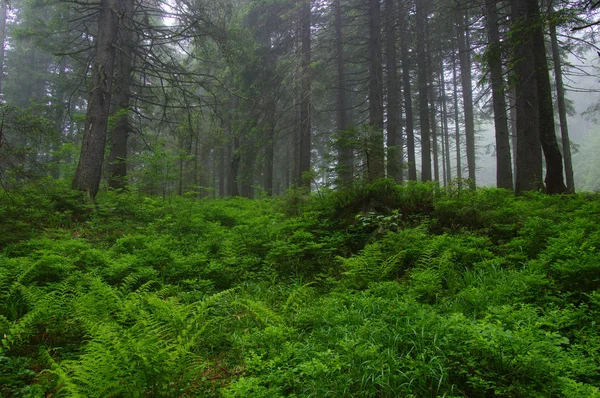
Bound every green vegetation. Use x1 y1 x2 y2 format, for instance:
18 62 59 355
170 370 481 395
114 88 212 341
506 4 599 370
1 180 600 397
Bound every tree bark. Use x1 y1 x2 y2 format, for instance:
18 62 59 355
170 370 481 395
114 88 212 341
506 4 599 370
384 0 401 182
452 41 462 187
485 0 513 190
72 0 120 199
368 0 385 181
455 7 476 184
549 4 574 192
333 0 353 187
108 0 135 190
416 0 431 182
297 0 312 188
511 0 544 193
529 0 567 194
399 1 416 181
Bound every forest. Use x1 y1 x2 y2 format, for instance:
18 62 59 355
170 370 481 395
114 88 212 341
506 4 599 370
1 0 600 396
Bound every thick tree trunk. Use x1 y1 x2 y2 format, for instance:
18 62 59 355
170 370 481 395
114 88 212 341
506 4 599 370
368 0 385 181
298 0 312 188
384 0 401 182
485 0 513 190
549 6 574 192
416 0 431 182
108 0 134 190
72 0 120 199
511 0 544 193
399 2 416 181
333 0 353 187
456 9 476 184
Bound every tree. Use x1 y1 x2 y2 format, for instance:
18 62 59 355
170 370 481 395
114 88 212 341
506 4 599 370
484 0 513 190
298 0 312 188
511 0 544 193
416 0 431 182
384 0 401 182
72 0 121 199
367 0 384 181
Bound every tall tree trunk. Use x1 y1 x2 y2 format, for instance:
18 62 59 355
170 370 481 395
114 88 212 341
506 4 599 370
427 30 439 183
368 0 385 181
72 0 120 199
384 0 401 182
485 0 513 190
229 136 240 196
0 0 7 98
108 0 134 190
549 4 574 192
440 57 452 184
333 0 353 187
416 0 431 182
511 0 544 193
529 0 567 194
218 145 225 197
452 42 462 187
399 2 416 181
456 8 476 184
298 0 312 188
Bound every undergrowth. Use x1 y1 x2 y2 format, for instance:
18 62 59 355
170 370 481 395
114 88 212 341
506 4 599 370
1 179 599 397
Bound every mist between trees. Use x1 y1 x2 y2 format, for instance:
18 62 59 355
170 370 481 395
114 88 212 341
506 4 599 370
0 0 600 196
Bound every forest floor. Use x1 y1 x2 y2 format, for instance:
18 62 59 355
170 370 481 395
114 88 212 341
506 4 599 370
1 179 599 397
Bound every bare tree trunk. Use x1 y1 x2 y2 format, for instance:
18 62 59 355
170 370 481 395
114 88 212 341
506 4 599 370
511 0 544 193
416 0 431 182
456 8 476 184
333 0 353 187
485 0 513 190
0 0 7 98
72 0 120 199
399 2 416 181
427 30 439 183
108 0 134 190
368 0 385 181
549 4 574 192
440 57 452 185
298 0 312 188
385 0 401 182
452 41 462 187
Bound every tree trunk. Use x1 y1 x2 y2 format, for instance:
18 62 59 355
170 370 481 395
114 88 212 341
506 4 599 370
427 29 439 183
452 41 462 187
0 0 7 98
399 1 416 181
440 57 452 185
384 0 401 182
108 0 134 190
368 0 385 181
229 136 240 196
485 0 513 190
297 0 312 188
456 8 476 184
511 0 544 193
333 0 353 187
416 0 431 182
72 0 120 199
549 4 574 192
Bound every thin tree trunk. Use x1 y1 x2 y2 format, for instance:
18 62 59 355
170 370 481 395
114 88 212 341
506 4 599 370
385 0 401 182
416 0 431 182
452 41 462 187
440 57 452 185
72 0 120 199
298 0 312 188
549 4 574 192
427 29 439 183
485 0 513 190
230 136 240 196
0 0 7 98
456 7 476 184
399 2 416 181
368 0 385 181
